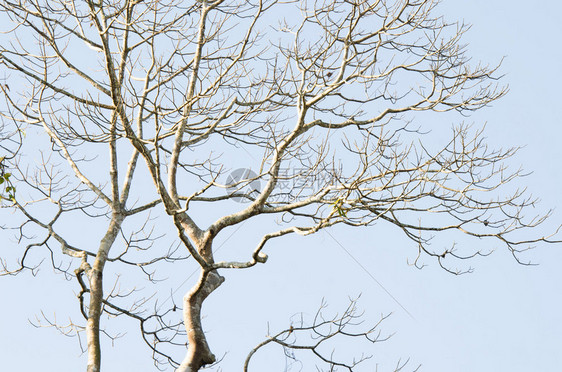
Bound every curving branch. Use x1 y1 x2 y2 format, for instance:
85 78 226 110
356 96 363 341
244 298 420 372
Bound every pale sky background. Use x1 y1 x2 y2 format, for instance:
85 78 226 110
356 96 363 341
1 1 562 371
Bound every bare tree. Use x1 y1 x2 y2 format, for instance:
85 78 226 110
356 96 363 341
0 0 559 371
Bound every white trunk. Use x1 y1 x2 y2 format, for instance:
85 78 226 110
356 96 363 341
86 215 124 372
175 270 224 372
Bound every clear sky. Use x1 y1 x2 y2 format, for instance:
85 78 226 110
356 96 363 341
1 1 561 371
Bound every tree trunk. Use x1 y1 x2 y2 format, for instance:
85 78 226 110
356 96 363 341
176 270 224 372
87 268 103 372
86 215 124 372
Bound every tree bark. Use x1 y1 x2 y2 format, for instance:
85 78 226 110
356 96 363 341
87 215 124 372
176 269 224 372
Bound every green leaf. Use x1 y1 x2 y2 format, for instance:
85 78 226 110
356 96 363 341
331 198 348 218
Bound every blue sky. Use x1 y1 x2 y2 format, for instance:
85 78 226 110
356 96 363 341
1 1 561 371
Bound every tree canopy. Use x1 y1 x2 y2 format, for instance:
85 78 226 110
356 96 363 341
0 0 559 371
